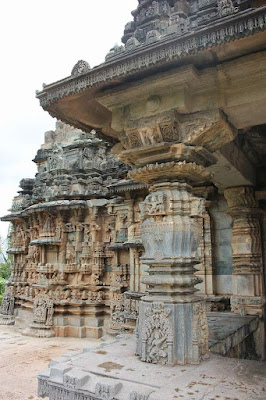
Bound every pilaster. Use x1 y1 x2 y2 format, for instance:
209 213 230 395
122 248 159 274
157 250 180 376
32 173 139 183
224 186 265 316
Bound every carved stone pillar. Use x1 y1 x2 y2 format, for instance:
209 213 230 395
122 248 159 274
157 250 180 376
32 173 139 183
224 186 265 316
97 74 237 362
130 163 210 365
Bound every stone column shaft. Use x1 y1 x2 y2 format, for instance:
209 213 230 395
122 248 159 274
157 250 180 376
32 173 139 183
130 163 210 365
224 186 265 316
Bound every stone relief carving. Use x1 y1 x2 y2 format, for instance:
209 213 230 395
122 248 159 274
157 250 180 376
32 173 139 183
1 123 140 337
130 392 149 400
217 0 239 17
141 302 173 364
0 288 15 325
33 293 54 326
192 302 209 361
22 293 55 337
71 60 91 76
140 192 167 219
41 214 55 237
1 117 226 347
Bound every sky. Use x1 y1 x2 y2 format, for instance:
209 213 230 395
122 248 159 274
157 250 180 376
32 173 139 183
0 0 138 242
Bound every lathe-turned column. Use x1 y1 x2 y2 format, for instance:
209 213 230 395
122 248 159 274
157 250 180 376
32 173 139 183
224 186 265 316
130 163 210 365
97 78 237 362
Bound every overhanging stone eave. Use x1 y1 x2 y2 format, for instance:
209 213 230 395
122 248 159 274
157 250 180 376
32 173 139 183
36 7 266 112
1 213 23 222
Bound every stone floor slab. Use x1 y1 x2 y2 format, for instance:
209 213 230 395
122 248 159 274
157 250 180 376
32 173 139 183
38 334 266 400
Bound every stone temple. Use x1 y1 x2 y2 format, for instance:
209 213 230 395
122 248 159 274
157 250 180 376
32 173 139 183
1 0 266 398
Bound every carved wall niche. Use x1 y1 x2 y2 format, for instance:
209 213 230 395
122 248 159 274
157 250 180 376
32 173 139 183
23 293 55 338
46 245 59 265
10 222 28 251
41 214 56 238
33 294 54 325
0 288 15 325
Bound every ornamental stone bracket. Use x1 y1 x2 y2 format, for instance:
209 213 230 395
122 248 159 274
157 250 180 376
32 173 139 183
224 186 265 317
114 113 235 174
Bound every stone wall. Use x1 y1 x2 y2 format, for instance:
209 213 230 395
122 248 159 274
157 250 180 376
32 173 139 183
2 122 264 337
209 196 233 295
1 122 146 337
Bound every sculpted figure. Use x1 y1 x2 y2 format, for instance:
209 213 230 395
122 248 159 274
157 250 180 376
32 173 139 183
33 294 54 326
66 239 76 264
148 330 168 362
0 290 15 316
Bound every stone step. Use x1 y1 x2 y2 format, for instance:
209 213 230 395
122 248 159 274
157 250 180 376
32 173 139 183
37 331 266 400
208 312 259 359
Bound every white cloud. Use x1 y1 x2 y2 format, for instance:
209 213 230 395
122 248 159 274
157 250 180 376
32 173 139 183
0 0 138 239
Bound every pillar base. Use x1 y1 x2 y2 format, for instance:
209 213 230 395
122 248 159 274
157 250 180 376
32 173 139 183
231 273 265 316
22 322 55 338
136 300 209 365
0 313 15 325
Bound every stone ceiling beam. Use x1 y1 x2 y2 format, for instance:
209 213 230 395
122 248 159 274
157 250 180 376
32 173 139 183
208 141 256 191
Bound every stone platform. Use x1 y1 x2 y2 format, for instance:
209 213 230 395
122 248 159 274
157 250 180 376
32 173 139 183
208 312 259 357
38 313 265 400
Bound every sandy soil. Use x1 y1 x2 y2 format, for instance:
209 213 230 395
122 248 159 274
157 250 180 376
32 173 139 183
0 325 100 400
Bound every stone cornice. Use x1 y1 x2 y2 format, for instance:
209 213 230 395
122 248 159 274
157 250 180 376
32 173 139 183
1 200 88 221
37 7 266 111
108 180 147 193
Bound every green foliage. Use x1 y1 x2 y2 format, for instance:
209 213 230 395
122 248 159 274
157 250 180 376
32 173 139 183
0 234 12 302
0 277 5 305
0 258 11 280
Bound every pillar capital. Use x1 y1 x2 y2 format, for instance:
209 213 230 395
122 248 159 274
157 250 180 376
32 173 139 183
224 186 258 210
129 161 211 186
118 109 235 168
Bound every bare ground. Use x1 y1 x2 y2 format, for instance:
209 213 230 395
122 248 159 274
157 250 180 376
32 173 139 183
0 325 100 400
